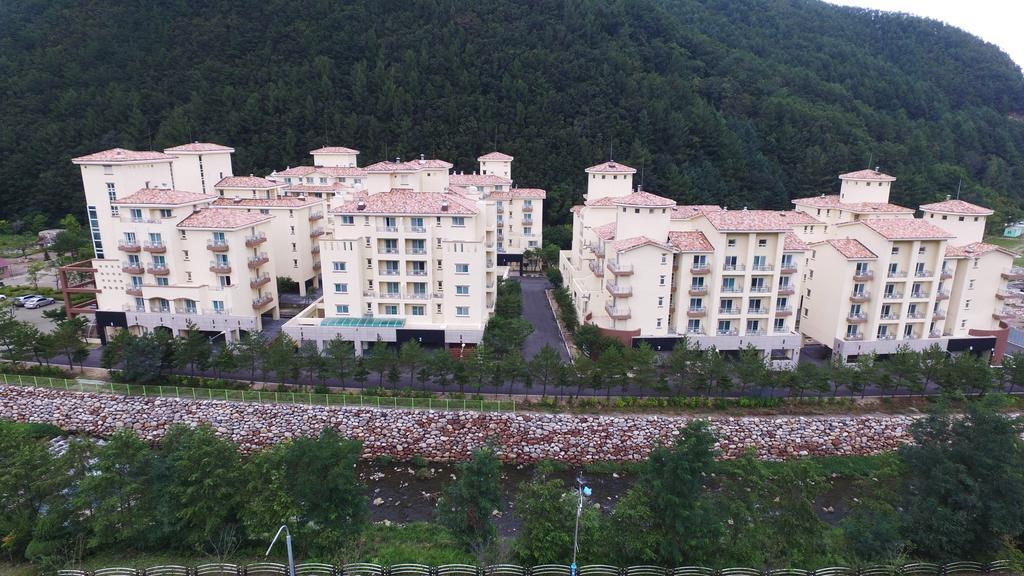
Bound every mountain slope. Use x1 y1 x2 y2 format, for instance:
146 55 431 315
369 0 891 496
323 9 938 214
1 0 1023 230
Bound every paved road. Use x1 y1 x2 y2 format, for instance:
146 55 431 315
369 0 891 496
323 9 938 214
518 276 570 361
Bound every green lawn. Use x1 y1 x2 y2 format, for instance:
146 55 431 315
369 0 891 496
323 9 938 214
983 235 1024 266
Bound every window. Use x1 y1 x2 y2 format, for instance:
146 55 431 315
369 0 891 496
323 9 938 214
965 299 971 310
661 253 667 264
774 318 786 332
186 272 192 282
658 296 664 307
103 165 113 175
968 279 975 289
411 305 425 316
891 246 899 255
334 283 348 293
758 238 767 247
656 318 662 328
524 227 532 236
384 305 398 315
335 304 350 315
687 319 702 333
456 306 470 317
659 275 666 286
332 261 346 272
213 301 225 313
340 215 354 225
918 246 926 255
452 217 465 227
727 239 737 247
156 277 169 286
456 285 469 295
717 320 732 334
455 263 469 274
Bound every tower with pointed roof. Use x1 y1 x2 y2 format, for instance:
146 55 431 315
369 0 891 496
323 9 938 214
164 142 235 196
585 161 636 203
478 151 513 180
919 197 993 246
838 169 897 204
311 146 360 168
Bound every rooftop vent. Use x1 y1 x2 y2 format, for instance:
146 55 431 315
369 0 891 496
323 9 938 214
394 156 401 164
233 195 241 203
441 200 450 212
357 201 367 211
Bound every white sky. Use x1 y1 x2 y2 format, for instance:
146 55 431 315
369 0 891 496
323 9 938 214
824 0 1024 69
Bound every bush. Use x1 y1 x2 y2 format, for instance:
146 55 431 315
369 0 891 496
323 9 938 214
545 267 563 286
552 287 577 333
276 276 299 294
0 363 71 378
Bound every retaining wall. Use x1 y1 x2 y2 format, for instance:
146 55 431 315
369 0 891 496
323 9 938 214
0 385 918 462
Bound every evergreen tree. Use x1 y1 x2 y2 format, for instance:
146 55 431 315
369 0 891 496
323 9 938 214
438 444 502 551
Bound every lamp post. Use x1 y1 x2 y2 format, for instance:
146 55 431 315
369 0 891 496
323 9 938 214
571 475 592 576
266 525 295 576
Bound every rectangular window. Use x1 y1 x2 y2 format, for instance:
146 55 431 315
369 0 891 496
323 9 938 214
455 263 469 274
758 238 767 247
452 217 466 227
727 239 737 247
213 301 225 313
340 215 354 225
156 277 169 286
335 304 350 315
334 283 348 293
411 305 425 316
687 319 701 333
384 305 398 315
159 209 172 218
333 261 346 272
456 285 469 295
456 306 470 317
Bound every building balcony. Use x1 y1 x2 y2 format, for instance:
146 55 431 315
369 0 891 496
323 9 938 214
406 292 430 300
847 313 867 324
589 260 605 277
1002 267 1024 280
914 269 933 278
720 285 743 294
907 311 925 320
930 330 944 338
883 291 903 300
878 333 897 341
126 287 143 296
207 240 229 252
688 286 708 296
993 308 1018 320
940 269 953 280
380 269 400 276
606 282 632 297
718 307 740 316
775 307 793 317
690 264 710 275
405 226 427 233
376 225 400 233
716 329 739 336
252 294 274 308
408 269 428 276
887 270 907 279
250 274 271 289
932 309 946 320
853 270 874 281
118 241 141 253
746 329 767 336
209 262 232 274
605 304 631 320
487 260 495 268
590 242 605 257
606 261 633 275
309 228 325 238
687 307 707 318
780 264 797 274
522 205 533 212
778 285 795 296
909 291 928 299
722 264 745 273
147 264 170 276
751 264 774 273
845 333 864 341
308 212 323 221
749 285 771 293
935 290 950 301
996 289 1023 300
311 244 320 254
247 253 269 268
380 247 400 254
880 314 899 321
143 242 166 253
245 233 267 247
379 292 401 300
312 260 321 270
747 307 768 315
122 262 144 274
408 248 427 255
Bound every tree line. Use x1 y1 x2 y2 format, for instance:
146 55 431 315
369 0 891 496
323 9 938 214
2 397 1022 570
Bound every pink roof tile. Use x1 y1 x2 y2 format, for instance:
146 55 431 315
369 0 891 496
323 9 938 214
668 231 714 252
594 222 617 241
823 238 878 259
703 210 821 232
282 183 352 193
671 205 723 220
72 148 174 164
333 189 478 215
792 195 914 214
570 205 584 215
216 176 283 189
176 208 273 230
945 242 1017 258
854 218 954 240
310 146 359 154
614 236 673 253
163 142 234 153
613 190 676 207
839 169 896 181
584 196 620 207
364 158 453 172
487 188 546 200
212 197 324 208
478 151 513 161
113 188 217 206
274 165 367 177
449 173 513 186
919 199 993 215
586 161 636 174
783 232 809 252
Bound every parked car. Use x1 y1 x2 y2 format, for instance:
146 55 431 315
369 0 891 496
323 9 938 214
13 294 45 306
24 296 55 309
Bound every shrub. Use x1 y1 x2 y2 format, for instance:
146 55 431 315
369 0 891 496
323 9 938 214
545 267 563 286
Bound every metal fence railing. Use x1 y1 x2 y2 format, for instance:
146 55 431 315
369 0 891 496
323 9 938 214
53 562 1017 576
0 373 515 413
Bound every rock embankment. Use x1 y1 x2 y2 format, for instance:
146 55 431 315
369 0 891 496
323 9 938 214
0 385 916 462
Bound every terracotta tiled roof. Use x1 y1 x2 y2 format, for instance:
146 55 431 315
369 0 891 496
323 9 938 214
478 151 513 161
919 199 993 215
668 231 714 252
310 146 359 154
364 158 454 172
585 161 636 174
282 183 352 193
570 205 584 215
333 189 478 215
212 197 324 208
216 176 282 189
176 208 273 230
584 196 621 207
792 195 914 214
703 210 820 232
839 169 896 181
447 185 475 197
449 173 513 186
856 218 954 240
113 188 217 206
823 238 878 259
488 188 546 200
671 205 723 220
72 148 174 164
945 242 1017 258
783 232 809 252
613 190 676 207
273 165 367 177
164 142 234 153
614 236 673 253
593 222 617 241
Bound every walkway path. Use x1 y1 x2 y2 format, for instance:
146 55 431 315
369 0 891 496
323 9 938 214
518 276 570 361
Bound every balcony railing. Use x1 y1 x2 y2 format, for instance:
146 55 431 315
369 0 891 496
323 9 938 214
589 260 604 277
883 291 903 300
309 228 325 238
687 307 706 317
847 313 867 323
686 328 706 335
126 287 143 296
993 308 1018 320
935 290 950 301
880 314 899 321
930 330 944 338
780 262 797 274
380 247 400 254
932 308 946 320
940 268 953 280
380 269 400 276
996 289 1023 300
751 264 774 272
910 291 927 299
143 242 166 253
907 311 925 319
688 286 708 296
605 304 631 319
118 241 141 253
122 261 144 274
746 329 767 336
690 263 710 275
606 261 633 275
775 306 793 316
606 283 632 297
720 285 743 293
722 263 745 272
311 244 320 254
1002 267 1024 280
887 270 907 278
845 333 864 341
749 285 771 293
252 294 274 308
522 205 533 212
308 212 324 221
747 307 768 315
778 285 795 296
376 225 399 233
312 260 321 270
408 247 427 255
247 253 269 268
250 274 271 289
405 226 427 233
878 333 896 341
848 291 870 303
207 240 229 252
209 261 232 274
245 233 267 247
716 329 739 336
853 270 874 281
147 264 170 276
914 269 933 278
408 269 428 276
718 307 740 315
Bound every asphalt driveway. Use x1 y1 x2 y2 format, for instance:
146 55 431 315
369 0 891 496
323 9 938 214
518 276 570 361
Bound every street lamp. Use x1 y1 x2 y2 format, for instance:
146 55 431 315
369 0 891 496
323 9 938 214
571 475 592 576
266 525 296 576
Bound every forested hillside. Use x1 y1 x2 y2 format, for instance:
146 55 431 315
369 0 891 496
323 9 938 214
2 0 1024 229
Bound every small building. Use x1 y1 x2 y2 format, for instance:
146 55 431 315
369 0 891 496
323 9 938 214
1004 222 1024 238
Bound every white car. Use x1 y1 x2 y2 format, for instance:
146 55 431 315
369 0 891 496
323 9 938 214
24 296 55 309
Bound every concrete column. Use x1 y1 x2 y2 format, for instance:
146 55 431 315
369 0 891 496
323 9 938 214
272 306 280 320
353 339 364 357
299 281 307 297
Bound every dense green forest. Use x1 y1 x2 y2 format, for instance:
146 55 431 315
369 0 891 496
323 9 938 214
2 0 1024 228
